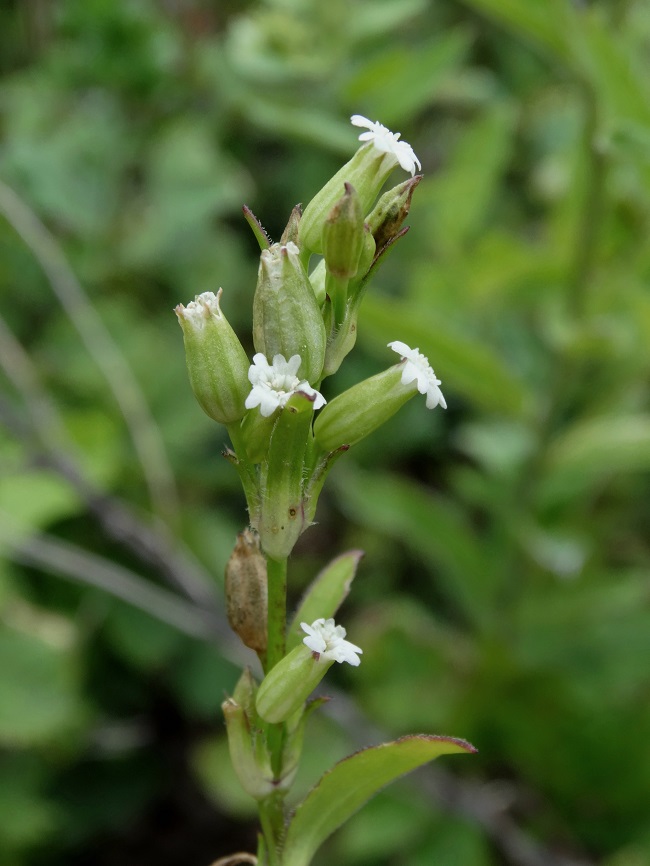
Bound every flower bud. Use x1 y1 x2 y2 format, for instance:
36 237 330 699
225 529 268 655
322 183 365 279
300 115 421 255
252 241 326 384
366 175 422 252
299 145 396 255
175 290 250 425
313 364 416 452
223 670 274 799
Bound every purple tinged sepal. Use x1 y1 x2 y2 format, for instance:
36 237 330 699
253 241 326 384
366 175 422 252
242 205 272 251
175 289 250 425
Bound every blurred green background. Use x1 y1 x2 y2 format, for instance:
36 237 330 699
1 1 650 865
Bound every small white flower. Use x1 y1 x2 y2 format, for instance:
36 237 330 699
245 353 326 418
301 617 363 666
176 289 224 329
388 340 447 410
351 114 421 176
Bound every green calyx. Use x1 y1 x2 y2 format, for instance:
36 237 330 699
252 241 326 385
299 144 397 255
314 364 417 453
256 644 333 724
175 289 250 425
254 391 316 561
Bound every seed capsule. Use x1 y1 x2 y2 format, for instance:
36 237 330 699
225 529 268 655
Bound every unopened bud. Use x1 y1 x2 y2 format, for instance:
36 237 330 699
366 175 422 251
252 241 326 384
322 183 365 279
222 670 274 799
299 145 398 255
225 529 268 655
175 289 250 425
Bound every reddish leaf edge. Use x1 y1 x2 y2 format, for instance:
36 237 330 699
287 732 477 816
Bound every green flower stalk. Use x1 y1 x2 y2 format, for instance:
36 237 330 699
175 289 250 424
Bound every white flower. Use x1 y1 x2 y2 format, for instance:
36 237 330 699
176 289 223 329
301 618 363 666
245 353 326 418
351 114 421 176
388 340 447 410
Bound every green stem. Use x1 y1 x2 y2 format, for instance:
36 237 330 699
259 570 289 866
259 794 283 866
227 421 259 516
264 554 289 787
266 556 287 672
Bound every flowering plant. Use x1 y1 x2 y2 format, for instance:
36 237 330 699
176 115 475 866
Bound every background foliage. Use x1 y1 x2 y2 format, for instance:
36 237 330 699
1 1 649 865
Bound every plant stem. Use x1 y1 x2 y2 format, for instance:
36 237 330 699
227 421 259 515
258 795 282 866
265 555 289 784
266 556 287 671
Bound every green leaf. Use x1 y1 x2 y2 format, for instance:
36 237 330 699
360 297 528 415
286 550 364 651
0 622 83 746
335 469 491 627
543 414 650 496
281 735 476 866
343 29 472 126
347 0 428 43
0 470 81 543
422 102 516 253
462 0 577 66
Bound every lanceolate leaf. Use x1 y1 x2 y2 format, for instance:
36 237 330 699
281 735 476 866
